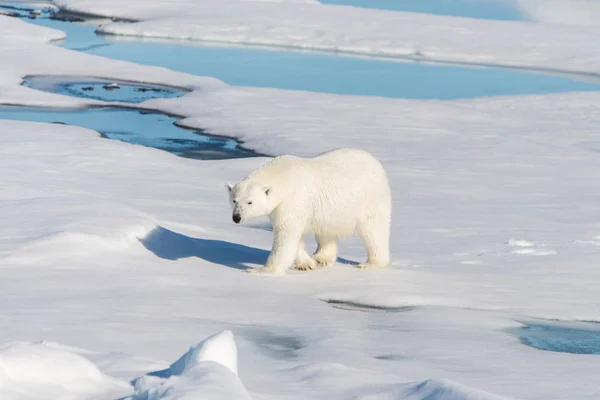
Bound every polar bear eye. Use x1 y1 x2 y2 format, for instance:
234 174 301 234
233 200 237 204
247 201 253 205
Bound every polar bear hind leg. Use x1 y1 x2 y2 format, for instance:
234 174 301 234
357 210 391 270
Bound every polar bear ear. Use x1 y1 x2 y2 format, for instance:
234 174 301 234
264 186 271 196
225 183 234 193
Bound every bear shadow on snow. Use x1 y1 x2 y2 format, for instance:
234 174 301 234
140 226 359 270
140 226 268 270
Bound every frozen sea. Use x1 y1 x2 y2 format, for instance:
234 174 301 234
1 1 600 400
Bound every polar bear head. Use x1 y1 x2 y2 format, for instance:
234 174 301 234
226 182 273 224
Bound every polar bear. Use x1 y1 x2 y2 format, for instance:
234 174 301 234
226 148 391 276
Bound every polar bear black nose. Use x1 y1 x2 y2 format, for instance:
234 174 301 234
233 214 241 223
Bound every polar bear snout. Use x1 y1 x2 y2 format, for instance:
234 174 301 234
232 213 242 224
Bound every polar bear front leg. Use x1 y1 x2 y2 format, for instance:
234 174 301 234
294 236 318 271
250 228 302 276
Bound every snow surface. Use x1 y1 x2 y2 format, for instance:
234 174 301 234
2 5 600 400
56 0 600 74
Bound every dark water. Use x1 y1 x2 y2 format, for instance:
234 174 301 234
0 106 258 160
23 76 186 104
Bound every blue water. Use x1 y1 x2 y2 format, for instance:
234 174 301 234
3 3 598 101
0 106 258 160
320 0 526 21
88 41 600 100
517 323 600 355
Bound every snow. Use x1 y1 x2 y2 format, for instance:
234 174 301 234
0 331 248 400
2 3 600 400
56 0 600 74
3 96 600 398
0 14 65 45
0 341 130 400
166 330 239 376
132 330 251 400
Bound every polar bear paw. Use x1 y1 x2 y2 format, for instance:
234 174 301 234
356 261 390 270
311 254 336 268
294 259 318 271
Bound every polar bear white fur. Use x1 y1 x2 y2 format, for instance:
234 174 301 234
226 148 391 276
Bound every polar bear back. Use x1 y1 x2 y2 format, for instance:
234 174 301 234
247 148 391 237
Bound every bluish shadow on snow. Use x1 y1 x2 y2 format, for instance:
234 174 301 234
140 226 268 270
352 378 510 400
234 326 306 360
140 226 358 271
514 321 600 355
145 366 173 380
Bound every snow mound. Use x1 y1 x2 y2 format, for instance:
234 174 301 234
0 341 131 400
3 198 159 260
165 330 238 376
132 331 251 400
